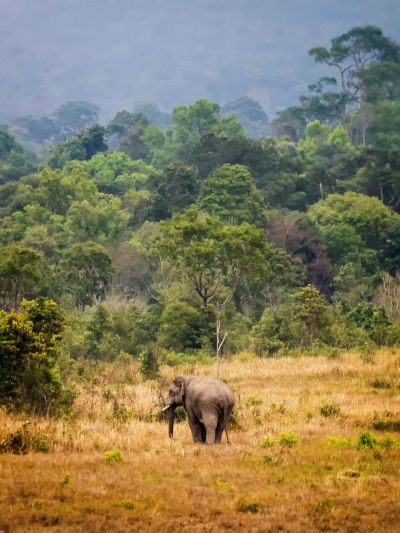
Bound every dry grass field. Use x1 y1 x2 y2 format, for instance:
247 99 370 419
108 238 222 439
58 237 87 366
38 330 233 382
1 349 400 532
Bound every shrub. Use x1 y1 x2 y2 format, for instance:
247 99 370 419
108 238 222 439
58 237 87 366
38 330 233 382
119 499 135 510
174 406 187 422
246 396 263 407
261 435 272 448
236 499 263 513
104 448 124 464
320 402 341 417
157 301 214 352
372 419 400 432
139 346 159 379
0 298 75 415
370 378 392 389
278 431 299 447
358 430 377 449
59 474 71 488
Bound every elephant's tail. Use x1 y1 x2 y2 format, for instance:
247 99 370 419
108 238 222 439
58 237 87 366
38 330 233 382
225 428 230 444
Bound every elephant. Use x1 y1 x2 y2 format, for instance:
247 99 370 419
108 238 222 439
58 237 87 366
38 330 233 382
162 375 234 444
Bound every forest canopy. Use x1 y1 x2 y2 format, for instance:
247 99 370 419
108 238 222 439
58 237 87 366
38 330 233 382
2 25 400 413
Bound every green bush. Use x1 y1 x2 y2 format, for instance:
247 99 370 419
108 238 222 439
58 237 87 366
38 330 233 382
139 346 159 379
261 435 272 448
320 402 341 417
157 301 214 353
372 419 400 432
236 499 263 513
358 430 377 449
246 396 263 407
278 431 299 447
104 448 124 464
0 298 75 415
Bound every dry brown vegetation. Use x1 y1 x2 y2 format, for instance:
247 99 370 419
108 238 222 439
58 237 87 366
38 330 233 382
1 349 400 532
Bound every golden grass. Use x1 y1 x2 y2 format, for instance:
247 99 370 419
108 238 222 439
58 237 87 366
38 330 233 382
1 349 400 532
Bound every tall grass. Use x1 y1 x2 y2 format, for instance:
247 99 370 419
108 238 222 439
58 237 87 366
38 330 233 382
0 349 399 531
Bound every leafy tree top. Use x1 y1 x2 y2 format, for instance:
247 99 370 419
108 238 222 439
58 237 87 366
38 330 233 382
197 163 266 225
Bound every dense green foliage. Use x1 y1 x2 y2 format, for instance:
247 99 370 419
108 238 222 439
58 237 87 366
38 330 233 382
1 25 400 415
0 298 74 414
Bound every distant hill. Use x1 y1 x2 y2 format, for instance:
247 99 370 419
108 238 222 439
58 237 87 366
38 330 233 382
1 0 399 122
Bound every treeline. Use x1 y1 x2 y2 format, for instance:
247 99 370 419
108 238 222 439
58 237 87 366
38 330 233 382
1 25 400 412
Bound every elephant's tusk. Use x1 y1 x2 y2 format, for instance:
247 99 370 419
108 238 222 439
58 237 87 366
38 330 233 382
161 405 171 412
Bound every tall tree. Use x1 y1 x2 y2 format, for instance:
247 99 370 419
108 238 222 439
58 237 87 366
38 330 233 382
197 164 265 225
309 26 400 105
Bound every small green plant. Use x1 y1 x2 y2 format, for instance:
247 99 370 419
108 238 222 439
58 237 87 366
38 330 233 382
270 402 286 414
31 432 51 453
313 498 334 514
263 455 280 466
227 406 242 430
174 406 187 422
323 436 354 449
358 430 377 449
245 396 263 407
370 378 392 389
119 499 135 510
236 498 263 513
104 448 124 464
372 419 400 432
320 402 341 418
379 436 397 450
261 435 272 448
59 474 71 488
278 431 299 447
153 446 164 455
213 479 231 491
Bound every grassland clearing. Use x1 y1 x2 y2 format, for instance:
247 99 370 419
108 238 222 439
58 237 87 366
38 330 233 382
1 350 400 532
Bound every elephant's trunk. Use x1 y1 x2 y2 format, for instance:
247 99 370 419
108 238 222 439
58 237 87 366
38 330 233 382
167 405 175 438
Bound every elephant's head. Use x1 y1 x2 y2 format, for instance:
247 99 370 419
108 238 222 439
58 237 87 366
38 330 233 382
161 376 185 438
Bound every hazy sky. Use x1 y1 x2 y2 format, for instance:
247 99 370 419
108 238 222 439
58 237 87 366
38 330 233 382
1 0 399 122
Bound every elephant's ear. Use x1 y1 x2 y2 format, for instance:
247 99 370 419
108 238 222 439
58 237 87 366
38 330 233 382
173 376 185 401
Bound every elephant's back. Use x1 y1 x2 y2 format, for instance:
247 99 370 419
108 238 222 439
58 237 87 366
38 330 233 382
188 377 234 407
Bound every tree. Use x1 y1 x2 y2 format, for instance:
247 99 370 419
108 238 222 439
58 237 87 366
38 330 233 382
153 208 271 366
197 164 265 225
0 245 44 309
133 103 172 129
0 298 72 414
308 192 398 252
0 130 36 184
47 125 108 169
221 97 269 138
60 242 114 309
52 101 100 135
65 195 129 243
293 285 328 343
309 26 400 105
153 207 271 308
158 301 213 352
84 304 114 360
74 151 155 196
107 111 147 138
171 99 244 160
148 161 198 220
120 121 151 161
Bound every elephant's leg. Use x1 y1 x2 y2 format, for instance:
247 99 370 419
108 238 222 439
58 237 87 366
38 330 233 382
188 418 203 443
215 407 233 443
203 416 218 444
200 423 206 443
215 419 224 443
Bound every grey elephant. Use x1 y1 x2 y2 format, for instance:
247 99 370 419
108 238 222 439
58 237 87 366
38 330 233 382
162 375 234 444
